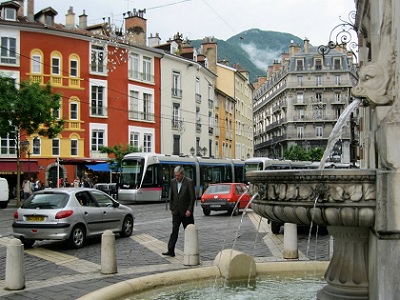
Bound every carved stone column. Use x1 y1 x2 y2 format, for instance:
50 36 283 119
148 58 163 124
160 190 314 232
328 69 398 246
317 226 369 300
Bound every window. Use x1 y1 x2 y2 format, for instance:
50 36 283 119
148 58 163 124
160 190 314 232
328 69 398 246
70 59 78 77
143 56 152 82
172 71 182 97
335 93 341 102
297 76 303 86
315 59 322 70
1 37 17 64
32 55 42 73
143 93 153 121
173 135 180 155
32 138 41 155
70 139 78 156
172 103 181 128
91 44 105 73
195 77 201 103
208 84 213 100
315 92 323 102
4 8 16 21
91 86 104 116
0 132 16 155
296 93 304 104
51 57 60 75
314 107 324 119
334 58 341 70
143 133 152 152
315 126 323 138
334 75 341 85
297 108 305 120
297 126 304 139
129 132 140 148
91 129 104 151
52 139 60 156
70 102 78 120
335 108 342 119
129 90 139 119
128 53 139 79
316 75 322 86
296 60 304 71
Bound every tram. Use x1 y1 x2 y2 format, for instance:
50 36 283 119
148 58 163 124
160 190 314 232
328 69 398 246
117 153 245 203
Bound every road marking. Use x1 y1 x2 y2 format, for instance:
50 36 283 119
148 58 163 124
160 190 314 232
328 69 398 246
246 212 308 260
0 237 100 273
131 233 184 263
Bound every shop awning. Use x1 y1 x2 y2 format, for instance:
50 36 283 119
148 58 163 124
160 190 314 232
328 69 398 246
86 163 119 172
0 160 39 175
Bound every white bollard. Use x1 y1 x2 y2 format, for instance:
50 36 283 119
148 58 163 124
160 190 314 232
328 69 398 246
5 238 25 290
101 230 117 274
283 223 299 259
184 224 200 266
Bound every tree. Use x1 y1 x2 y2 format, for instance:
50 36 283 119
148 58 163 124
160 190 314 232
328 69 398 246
284 145 324 162
0 77 64 206
99 144 140 177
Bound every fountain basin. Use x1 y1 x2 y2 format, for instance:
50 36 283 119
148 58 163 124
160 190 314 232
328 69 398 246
247 169 376 228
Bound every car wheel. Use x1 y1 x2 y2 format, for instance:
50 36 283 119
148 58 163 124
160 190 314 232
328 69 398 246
120 215 134 237
203 208 211 216
68 225 85 249
21 238 35 248
271 221 282 234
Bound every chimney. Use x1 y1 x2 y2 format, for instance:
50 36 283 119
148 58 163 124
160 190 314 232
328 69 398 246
289 40 301 57
78 10 87 29
148 33 161 47
304 37 310 53
16 0 24 18
125 8 147 46
27 0 34 21
201 36 217 73
65 6 75 29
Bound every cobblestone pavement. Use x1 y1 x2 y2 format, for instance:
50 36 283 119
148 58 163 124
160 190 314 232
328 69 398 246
0 199 331 299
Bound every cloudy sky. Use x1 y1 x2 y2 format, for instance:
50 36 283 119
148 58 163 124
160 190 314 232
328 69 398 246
31 0 356 46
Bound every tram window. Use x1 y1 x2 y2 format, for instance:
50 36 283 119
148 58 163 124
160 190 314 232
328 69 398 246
142 165 159 187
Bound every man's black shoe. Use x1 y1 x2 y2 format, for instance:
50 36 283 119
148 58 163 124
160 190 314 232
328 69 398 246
162 251 175 257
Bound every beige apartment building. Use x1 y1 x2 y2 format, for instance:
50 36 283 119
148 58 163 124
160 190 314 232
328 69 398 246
253 39 359 163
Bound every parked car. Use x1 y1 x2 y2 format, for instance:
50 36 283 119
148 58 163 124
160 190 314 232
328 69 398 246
12 188 134 248
94 183 117 197
200 183 251 216
0 177 9 209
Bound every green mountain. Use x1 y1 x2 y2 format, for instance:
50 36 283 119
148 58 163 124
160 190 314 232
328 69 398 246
192 29 304 83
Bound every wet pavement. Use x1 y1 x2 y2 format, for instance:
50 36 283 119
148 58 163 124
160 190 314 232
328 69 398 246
0 199 331 299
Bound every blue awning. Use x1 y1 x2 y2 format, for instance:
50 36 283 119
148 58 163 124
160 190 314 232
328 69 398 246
86 163 118 172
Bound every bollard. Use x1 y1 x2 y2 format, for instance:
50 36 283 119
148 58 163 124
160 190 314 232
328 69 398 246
283 223 298 259
101 230 117 274
184 224 199 266
5 238 25 290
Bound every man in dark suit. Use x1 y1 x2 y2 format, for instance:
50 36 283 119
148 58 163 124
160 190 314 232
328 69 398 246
162 166 195 257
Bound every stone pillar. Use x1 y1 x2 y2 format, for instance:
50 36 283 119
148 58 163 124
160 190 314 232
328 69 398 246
5 238 25 290
317 226 369 300
184 224 199 266
101 230 117 274
283 223 298 259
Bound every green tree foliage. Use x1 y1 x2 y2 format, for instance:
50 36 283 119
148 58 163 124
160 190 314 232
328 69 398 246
284 145 324 162
99 144 140 173
0 77 64 138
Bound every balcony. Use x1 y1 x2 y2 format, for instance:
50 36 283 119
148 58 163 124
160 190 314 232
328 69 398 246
172 88 182 98
128 70 154 83
90 105 108 117
171 119 183 130
65 121 82 131
195 93 202 104
128 110 155 122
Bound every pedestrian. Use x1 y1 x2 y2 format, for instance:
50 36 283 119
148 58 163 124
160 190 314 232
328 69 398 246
22 178 33 203
162 166 195 257
73 176 80 188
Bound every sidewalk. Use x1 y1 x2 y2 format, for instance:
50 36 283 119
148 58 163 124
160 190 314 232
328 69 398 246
0 202 331 299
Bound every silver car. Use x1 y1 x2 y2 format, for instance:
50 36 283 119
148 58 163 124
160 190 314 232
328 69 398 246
12 188 134 248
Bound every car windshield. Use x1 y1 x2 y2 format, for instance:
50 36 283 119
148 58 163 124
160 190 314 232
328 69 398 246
205 185 231 194
22 193 69 209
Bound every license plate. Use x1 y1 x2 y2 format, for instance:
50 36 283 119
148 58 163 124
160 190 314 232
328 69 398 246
27 216 45 222
210 204 221 208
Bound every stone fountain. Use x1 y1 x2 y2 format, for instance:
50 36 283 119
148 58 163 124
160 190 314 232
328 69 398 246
248 1 400 299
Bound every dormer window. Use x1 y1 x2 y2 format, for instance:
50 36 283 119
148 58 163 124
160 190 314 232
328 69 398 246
4 7 17 21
